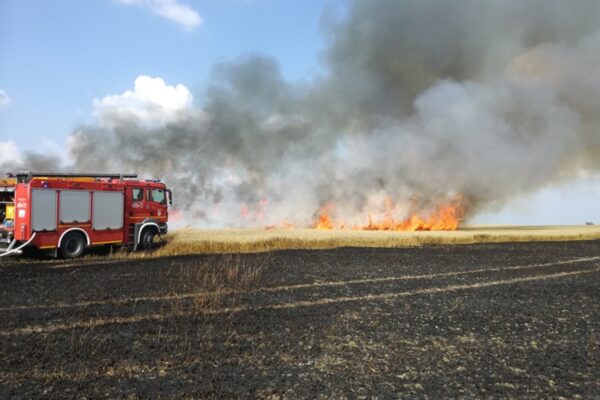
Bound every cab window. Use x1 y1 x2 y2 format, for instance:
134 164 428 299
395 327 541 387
132 188 144 202
148 188 166 205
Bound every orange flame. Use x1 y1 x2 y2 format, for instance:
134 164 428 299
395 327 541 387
315 213 335 230
313 198 464 231
314 204 335 230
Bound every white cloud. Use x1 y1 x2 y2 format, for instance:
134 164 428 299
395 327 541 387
0 140 21 166
0 90 11 108
117 0 202 30
93 75 194 129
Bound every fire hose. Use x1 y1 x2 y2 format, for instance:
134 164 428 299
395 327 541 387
0 232 37 258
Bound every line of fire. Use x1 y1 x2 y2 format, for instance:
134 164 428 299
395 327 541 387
0 170 468 258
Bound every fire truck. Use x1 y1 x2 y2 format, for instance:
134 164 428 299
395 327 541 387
0 172 172 258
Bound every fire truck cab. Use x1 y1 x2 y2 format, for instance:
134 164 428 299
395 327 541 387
0 172 172 258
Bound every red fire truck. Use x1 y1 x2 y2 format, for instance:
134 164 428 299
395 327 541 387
0 172 172 258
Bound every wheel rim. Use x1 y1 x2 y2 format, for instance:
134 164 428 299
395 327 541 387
66 238 80 254
143 232 154 248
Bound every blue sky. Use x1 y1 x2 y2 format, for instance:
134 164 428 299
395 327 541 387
0 0 338 151
0 0 598 226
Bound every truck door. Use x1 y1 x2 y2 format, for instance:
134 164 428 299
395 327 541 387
146 188 168 221
129 186 149 222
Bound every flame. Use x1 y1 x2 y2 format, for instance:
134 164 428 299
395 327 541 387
257 198 268 222
313 198 464 231
266 221 295 230
169 209 184 223
241 198 269 222
363 203 462 231
241 203 250 218
315 212 335 230
244 196 464 231
314 204 335 230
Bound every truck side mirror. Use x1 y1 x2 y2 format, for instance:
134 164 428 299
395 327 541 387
166 189 173 207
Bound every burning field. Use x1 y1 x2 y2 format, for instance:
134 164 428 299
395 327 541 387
312 197 464 231
5 0 600 230
1 240 599 398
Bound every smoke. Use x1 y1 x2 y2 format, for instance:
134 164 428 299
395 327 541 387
11 0 600 227
0 141 63 173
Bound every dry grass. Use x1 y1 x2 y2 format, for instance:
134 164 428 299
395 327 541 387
141 225 600 256
155 255 266 353
159 255 265 318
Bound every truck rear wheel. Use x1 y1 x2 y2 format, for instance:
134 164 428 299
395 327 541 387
139 227 158 251
60 232 86 259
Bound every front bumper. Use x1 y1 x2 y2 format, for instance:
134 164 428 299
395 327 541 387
158 222 168 235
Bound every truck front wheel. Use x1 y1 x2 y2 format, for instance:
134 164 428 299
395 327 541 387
60 232 86 259
139 227 158 251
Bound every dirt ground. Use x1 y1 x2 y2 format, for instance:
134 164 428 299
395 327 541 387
1 241 599 398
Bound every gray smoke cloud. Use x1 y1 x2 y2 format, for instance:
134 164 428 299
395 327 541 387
11 0 600 227
0 152 62 174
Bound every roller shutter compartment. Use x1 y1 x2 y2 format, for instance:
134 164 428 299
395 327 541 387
59 190 91 223
92 191 124 230
32 189 57 232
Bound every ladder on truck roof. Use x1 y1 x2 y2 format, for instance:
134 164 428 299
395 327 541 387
6 171 138 183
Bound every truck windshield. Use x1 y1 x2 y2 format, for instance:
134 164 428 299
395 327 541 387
149 189 166 205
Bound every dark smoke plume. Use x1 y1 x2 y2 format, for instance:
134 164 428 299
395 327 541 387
9 0 600 227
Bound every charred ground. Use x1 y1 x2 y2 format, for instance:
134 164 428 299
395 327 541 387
1 241 599 398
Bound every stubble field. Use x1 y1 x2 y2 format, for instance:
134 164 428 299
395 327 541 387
1 230 599 398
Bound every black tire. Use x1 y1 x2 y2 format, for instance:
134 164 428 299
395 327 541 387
139 228 158 251
60 232 86 259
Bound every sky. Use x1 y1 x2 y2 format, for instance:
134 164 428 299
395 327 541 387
0 0 599 226
0 0 335 149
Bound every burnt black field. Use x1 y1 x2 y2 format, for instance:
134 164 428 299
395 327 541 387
1 241 599 398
